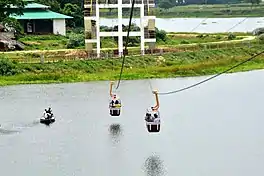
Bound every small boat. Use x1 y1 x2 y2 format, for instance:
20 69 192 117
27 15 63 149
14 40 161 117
40 114 55 125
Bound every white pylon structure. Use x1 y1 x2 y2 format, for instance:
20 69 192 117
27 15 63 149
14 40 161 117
84 0 156 58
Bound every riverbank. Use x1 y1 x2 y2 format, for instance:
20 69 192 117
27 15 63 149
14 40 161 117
1 32 255 63
155 3 264 18
0 45 264 86
101 3 264 18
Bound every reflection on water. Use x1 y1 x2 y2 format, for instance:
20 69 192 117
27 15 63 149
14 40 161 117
108 123 122 144
144 155 165 176
0 120 40 135
0 128 20 135
15 120 40 129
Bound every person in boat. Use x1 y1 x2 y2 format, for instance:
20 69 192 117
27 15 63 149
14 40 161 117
43 107 53 119
109 81 121 108
43 109 48 119
46 107 52 114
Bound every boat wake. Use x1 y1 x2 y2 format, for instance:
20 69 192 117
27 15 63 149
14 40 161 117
0 120 40 135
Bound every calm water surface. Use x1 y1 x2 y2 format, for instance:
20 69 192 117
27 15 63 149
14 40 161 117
101 17 264 33
0 70 264 176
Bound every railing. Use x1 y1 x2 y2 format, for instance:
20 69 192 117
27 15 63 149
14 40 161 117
84 0 96 4
84 8 96 17
85 28 97 39
144 7 155 16
98 0 118 4
122 0 131 4
144 28 156 39
148 0 155 4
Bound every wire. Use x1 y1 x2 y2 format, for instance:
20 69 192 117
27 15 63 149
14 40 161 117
143 62 154 92
115 0 136 90
190 18 208 32
158 50 264 95
156 17 252 95
226 17 247 33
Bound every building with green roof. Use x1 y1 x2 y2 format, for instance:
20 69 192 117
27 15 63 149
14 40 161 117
9 0 73 36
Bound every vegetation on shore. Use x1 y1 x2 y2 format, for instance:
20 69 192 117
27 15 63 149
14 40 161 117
0 31 257 63
154 3 264 18
17 30 245 51
0 45 264 86
90 3 264 18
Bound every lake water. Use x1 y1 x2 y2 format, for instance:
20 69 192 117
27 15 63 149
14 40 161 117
0 69 264 176
100 17 264 33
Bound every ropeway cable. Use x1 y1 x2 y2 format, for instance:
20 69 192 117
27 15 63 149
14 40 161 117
157 50 264 95
115 0 136 90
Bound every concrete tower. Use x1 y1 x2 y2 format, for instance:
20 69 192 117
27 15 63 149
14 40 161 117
83 0 156 58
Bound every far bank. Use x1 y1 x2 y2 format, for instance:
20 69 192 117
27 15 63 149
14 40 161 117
0 45 264 86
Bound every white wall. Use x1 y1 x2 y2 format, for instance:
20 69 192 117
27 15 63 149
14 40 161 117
53 19 66 36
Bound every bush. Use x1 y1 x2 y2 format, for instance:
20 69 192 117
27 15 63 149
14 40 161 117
66 33 84 48
67 27 84 34
180 40 190 44
228 33 236 40
156 28 167 42
252 27 264 36
0 58 18 76
258 34 264 44
20 35 66 41
3 18 24 39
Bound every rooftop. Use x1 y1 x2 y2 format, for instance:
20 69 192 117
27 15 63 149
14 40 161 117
10 10 73 19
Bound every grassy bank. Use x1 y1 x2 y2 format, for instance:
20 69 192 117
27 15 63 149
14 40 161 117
102 3 264 18
155 3 264 18
17 32 246 51
0 45 264 86
4 32 255 63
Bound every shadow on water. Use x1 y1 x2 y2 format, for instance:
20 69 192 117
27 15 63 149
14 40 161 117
143 155 166 176
108 123 123 144
0 120 41 136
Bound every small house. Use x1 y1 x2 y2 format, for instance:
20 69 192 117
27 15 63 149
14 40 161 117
9 0 73 36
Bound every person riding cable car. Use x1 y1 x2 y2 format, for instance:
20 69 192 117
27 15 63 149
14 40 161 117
109 81 121 116
145 90 161 132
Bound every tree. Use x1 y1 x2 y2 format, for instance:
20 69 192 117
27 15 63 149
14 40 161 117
0 0 25 37
56 0 83 8
159 0 175 9
34 0 84 28
245 0 261 7
35 0 60 12
61 3 83 28
0 0 25 20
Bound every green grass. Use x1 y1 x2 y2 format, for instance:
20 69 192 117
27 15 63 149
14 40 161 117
159 33 245 46
1 32 257 63
99 3 264 18
19 35 69 50
0 45 264 86
17 32 244 51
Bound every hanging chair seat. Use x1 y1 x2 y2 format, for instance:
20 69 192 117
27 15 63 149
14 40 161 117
109 99 121 116
145 109 161 132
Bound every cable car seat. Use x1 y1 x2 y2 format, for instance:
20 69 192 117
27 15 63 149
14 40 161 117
109 99 121 116
145 108 161 132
